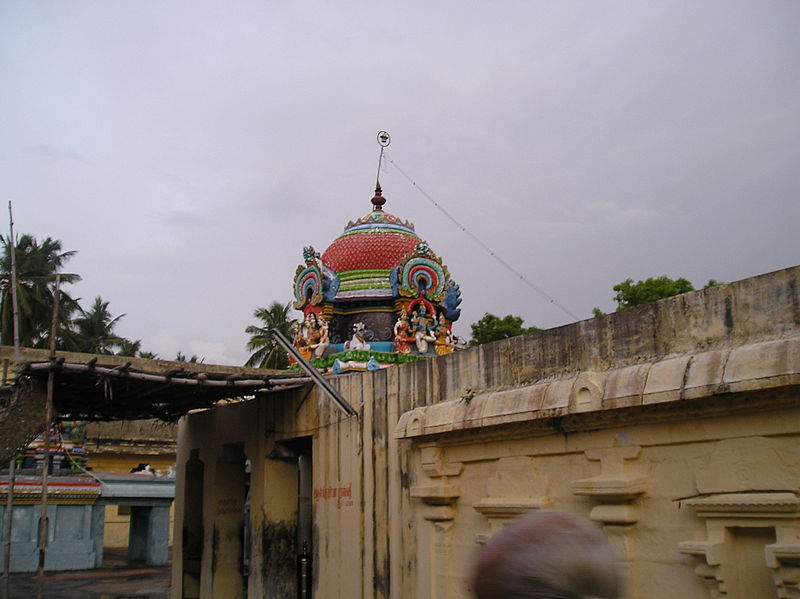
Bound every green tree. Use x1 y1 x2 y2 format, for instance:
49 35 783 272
175 351 203 363
71 296 125 354
469 313 538 346
613 276 695 311
0 234 81 348
116 338 142 357
138 351 159 360
245 301 296 369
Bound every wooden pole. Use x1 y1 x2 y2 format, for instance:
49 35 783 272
3 457 14 597
7 203 20 368
36 275 59 578
3 201 21 594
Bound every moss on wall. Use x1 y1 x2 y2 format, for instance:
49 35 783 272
261 520 296 599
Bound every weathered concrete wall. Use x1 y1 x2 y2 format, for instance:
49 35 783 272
172 388 318 599
173 399 262 599
0 503 103 572
172 265 800 599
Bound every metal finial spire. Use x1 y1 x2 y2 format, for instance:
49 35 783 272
373 131 391 211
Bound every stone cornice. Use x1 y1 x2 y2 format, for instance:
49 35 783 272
395 336 800 440
410 484 460 505
683 492 800 517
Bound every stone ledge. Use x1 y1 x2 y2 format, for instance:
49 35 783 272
395 336 800 439
472 498 551 516
410 484 460 505
571 476 648 501
683 492 800 516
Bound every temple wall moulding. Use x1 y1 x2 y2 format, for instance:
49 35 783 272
571 371 605 412
408 442 463 599
571 445 647 525
394 335 800 440
472 456 551 544
410 443 463 522
694 436 800 496
679 492 800 598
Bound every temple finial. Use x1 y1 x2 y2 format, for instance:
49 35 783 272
371 183 386 211
374 131 391 210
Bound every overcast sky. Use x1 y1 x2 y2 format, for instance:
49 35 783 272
1 1 798 365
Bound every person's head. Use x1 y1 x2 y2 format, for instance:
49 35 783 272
472 511 619 599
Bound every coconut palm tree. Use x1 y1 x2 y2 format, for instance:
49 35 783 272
116 338 142 357
71 296 125 354
175 351 203 363
0 234 81 348
245 301 296 369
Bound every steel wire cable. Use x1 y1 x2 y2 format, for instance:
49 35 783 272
384 153 580 322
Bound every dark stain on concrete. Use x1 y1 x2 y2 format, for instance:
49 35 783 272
374 556 390 597
788 277 800 323
724 295 734 331
211 525 219 574
261 521 297 599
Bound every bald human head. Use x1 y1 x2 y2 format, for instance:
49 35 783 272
472 511 619 599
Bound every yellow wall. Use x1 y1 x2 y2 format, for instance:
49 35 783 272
171 265 800 599
103 503 176 549
88 454 175 473
84 426 177 551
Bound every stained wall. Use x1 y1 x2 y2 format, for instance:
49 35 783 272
171 265 800 599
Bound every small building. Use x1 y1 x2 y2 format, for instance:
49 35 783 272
0 475 103 571
0 471 173 572
83 419 177 550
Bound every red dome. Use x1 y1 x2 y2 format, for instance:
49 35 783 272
322 231 419 271
321 211 420 273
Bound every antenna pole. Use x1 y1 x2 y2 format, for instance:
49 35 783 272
375 131 391 189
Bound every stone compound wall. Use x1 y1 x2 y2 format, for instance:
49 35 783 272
172 265 800 599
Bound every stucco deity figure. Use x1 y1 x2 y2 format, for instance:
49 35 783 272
393 311 415 354
344 321 372 351
410 305 438 354
434 318 455 356
292 321 312 361
305 313 330 359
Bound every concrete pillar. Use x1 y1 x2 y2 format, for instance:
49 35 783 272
210 444 247 599
128 506 150 562
127 504 171 566
182 450 205 598
91 503 105 568
147 505 170 565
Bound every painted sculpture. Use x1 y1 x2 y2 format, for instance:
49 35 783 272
290 184 462 371
343 322 372 352
292 312 330 360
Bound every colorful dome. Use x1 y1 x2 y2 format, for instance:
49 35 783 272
321 210 419 300
291 182 462 355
